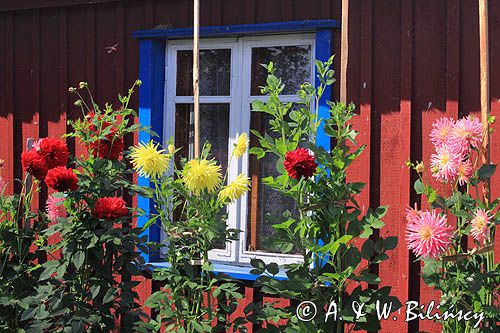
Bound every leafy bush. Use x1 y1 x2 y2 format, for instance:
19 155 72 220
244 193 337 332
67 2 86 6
248 58 400 332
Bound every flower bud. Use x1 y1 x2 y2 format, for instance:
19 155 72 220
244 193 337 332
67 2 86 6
74 100 83 107
168 144 175 154
78 81 88 89
415 162 425 173
135 79 142 86
68 87 77 93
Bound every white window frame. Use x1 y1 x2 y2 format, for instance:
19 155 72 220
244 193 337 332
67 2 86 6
164 33 316 266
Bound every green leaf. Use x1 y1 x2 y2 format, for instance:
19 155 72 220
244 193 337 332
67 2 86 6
414 179 425 194
478 164 496 181
361 239 374 260
266 263 279 276
74 251 85 270
383 236 398 251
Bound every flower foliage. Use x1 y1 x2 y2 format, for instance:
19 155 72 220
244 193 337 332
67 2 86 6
134 138 250 332
407 115 499 331
19 81 152 332
247 59 401 332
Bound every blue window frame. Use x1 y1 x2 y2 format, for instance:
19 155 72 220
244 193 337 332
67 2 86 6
133 19 338 279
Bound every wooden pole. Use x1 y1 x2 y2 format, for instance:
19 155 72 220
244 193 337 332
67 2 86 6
479 0 490 203
340 0 349 103
193 0 200 158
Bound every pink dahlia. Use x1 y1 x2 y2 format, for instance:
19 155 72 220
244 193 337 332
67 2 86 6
470 209 491 245
430 117 455 148
406 209 453 259
405 205 421 224
430 145 461 182
449 116 483 155
46 195 67 222
456 159 473 186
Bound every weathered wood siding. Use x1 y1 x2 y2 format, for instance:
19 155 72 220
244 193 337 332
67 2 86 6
1 1 499 332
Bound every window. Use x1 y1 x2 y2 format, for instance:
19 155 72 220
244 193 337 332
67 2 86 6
134 19 338 275
164 34 315 265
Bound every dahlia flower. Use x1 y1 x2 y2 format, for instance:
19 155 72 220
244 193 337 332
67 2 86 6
90 132 124 160
233 133 249 159
46 195 67 222
430 145 460 182
93 197 128 219
406 209 453 259
470 209 491 245
456 159 473 186
38 138 69 169
182 159 222 195
283 148 318 180
219 173 250 203
449 116 483 155
21 150 49 181
430 117 455 148
45 167 79 192
130 141 170 178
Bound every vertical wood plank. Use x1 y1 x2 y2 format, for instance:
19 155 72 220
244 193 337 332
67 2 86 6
398 1 413 332
0 13 15 195
414 1 448 332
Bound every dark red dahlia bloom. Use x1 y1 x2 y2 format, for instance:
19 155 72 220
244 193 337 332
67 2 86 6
92 197 128 219
86 111 112 133
39 138 69 169
90 133 124 160
283 148 318 180
21 150 49 181
45 166 79 192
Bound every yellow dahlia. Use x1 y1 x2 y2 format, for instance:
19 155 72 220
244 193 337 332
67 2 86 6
233 133 249 158
219 173 250 203
182 159 222 195
130 141 170 178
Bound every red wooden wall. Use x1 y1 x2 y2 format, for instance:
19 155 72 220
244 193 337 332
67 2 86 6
0 1 499 332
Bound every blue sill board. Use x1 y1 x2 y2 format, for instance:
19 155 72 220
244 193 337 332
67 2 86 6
132 19 339 39
150 262 287 281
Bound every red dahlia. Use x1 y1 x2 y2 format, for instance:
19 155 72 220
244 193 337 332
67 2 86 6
86 111 112 133
38 138 69 169
21 150 49 181
90 132 124 160
45 166 79 192
92 197 128 219
283 148 318 180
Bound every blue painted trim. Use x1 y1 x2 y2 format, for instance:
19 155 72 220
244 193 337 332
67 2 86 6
132 19 339 40
151 262 288 281
137 39 166 262
315 28 333 153
314 29 334 270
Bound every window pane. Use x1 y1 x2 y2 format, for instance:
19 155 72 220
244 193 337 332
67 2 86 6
174 104 229 173
251 45 311 96
246 111 299 253
175 104 229 250
176 49 231 96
